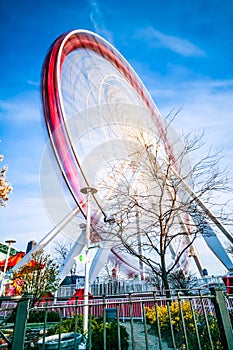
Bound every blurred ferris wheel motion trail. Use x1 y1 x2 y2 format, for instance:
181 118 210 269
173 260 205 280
13 30 233 283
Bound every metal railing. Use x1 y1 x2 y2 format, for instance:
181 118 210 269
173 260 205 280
0 287 233 349
57 275 225 298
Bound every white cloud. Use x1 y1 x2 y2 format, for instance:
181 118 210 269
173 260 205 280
88 0 114 43
136 26 206 57
0 90 41 124
155 79 233 131
0 194 53 251
150 78 233 201
0 90 50 252
144 73 233 133
27 80 40 87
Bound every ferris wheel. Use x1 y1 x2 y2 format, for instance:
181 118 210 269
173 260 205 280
14 30 233 282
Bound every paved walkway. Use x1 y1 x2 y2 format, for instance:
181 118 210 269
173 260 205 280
123 322 172 350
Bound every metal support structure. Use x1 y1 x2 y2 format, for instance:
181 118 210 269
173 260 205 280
81 187 98 335
13 207 80 273
12 297 31 350
0 239 16 296
210 287 233 350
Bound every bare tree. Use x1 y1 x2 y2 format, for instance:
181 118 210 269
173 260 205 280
53 240 77 282
99 124 232 298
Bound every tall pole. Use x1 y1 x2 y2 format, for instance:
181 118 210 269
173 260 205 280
0 239 16 296
81 187 97 335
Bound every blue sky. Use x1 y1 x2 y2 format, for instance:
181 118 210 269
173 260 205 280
0 0 233 275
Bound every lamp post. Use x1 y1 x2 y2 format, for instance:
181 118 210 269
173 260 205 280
0 239 16 296
80 187 97 335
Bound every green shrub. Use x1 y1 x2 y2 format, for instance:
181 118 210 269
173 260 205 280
47 316 129 350
146 301 223 350
47 315 83 335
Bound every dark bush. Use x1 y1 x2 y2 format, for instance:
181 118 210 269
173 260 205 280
88 319 128 350
28 310 60 323
47 316 129 350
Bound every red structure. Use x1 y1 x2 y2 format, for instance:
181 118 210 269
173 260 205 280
0 252 25 271
69 288 92 301
222 275 233 294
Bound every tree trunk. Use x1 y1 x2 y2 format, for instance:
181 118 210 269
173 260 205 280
161 252 171 299
161 271 171 299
